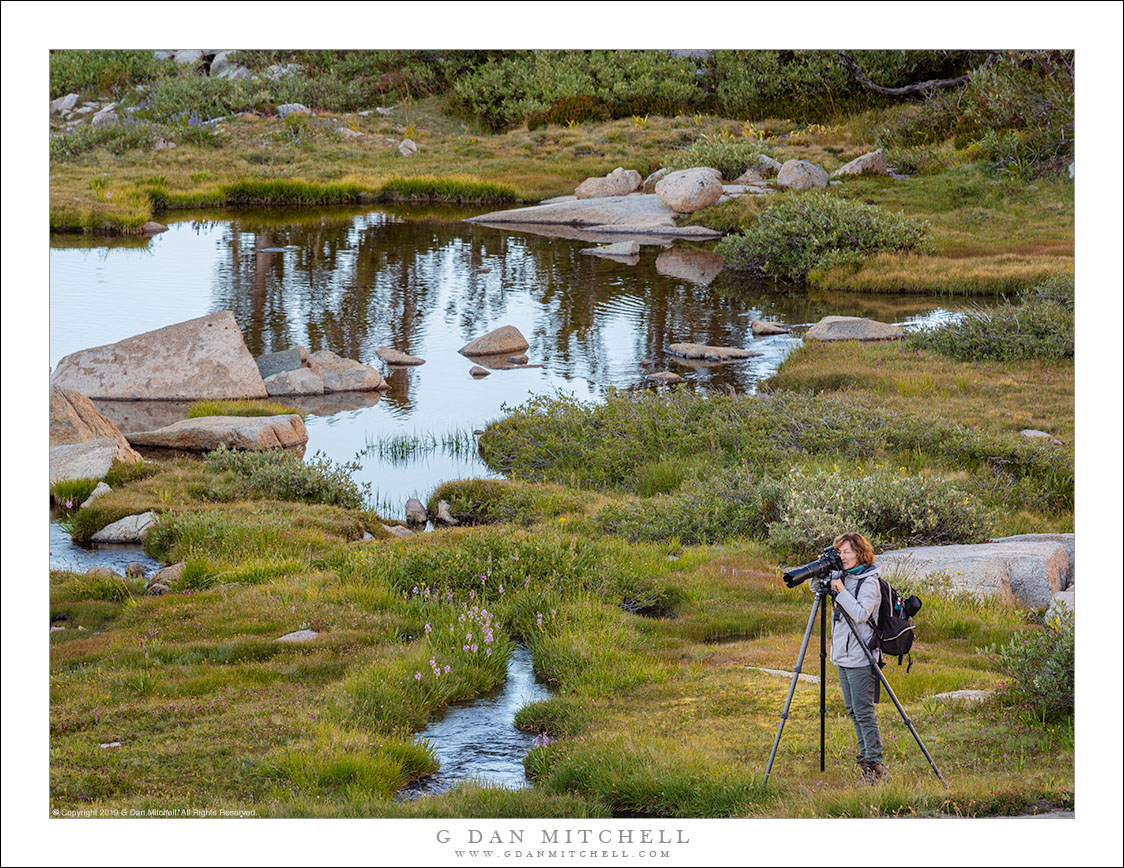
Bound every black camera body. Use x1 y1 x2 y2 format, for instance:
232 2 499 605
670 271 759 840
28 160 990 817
783 546 843 589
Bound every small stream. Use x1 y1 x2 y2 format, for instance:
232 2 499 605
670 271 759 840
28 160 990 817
49 519 163 576
402 644 551 797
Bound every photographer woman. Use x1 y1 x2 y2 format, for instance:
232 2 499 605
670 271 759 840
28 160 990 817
829 532 888 782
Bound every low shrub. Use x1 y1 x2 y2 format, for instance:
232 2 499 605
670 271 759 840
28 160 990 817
715 192 930 282
203 447 370 509
186 399 301 418
593 465 992 554
49 118 162 161
908 274 1074 362
50 49 165 99
993 607 1074 723
662 134 773 180
426 479 588 527
760 466 992 560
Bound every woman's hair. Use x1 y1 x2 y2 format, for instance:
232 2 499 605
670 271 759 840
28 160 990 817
833 532 875 567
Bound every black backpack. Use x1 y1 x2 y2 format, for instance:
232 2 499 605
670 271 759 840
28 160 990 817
857 576 921 673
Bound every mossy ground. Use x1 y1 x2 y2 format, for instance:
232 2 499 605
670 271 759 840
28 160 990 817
50 337 1073 817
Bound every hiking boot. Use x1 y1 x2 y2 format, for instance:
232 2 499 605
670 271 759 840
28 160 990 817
862 761 890 783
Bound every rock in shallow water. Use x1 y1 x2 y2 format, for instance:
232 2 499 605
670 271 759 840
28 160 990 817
460 325 529 357
127 414 308 452
804 316 904 342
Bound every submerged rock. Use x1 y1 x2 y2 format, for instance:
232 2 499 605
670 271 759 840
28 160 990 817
804 316 904 342
580 240 640 259
50 311 268 401
655 247 724 285
127 414 308 452
646 371 684 384
376 347 426 366
664 343 758 362
469 366 490 378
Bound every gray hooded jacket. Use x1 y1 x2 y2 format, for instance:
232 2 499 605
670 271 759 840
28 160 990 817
829 563 882 668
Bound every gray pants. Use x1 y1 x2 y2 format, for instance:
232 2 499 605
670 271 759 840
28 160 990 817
837 665 883 764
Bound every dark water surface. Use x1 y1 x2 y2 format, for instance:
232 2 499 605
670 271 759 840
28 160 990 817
51 204 964 516
49 519 163 576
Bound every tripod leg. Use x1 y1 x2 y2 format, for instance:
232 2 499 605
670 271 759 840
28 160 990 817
834 604 949 788
764 592 823 786
820 596 827 772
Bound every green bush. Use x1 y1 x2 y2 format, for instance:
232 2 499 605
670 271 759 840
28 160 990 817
448 50 703 131
662 134 773 180
908 275 1074 362
50 49 165 99
707 49 983 123
994 608 1074 723
426 479 588 527
715 192 930 282
134 72 271 124
203 447 370 509
874 52 1074 174
760 466 992 560
50 118 161 161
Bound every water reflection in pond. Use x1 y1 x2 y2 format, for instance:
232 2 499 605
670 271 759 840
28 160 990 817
50 205 969 514
403 644 551 798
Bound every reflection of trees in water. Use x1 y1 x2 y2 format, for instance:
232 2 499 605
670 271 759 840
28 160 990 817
208 209 803 394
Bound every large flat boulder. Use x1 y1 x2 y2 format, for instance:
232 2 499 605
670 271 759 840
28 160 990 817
307 351 387 393
50 386 143 465
126 414 308 452
50 311 268 400
878 540 1070 608
805 316 904 342
466 194 722 239
992 533 1074 588
50 438 139 484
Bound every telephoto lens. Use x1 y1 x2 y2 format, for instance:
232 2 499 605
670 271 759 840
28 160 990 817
782 546 843 588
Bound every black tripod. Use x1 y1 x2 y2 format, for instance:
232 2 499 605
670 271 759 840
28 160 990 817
763 579 947 787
